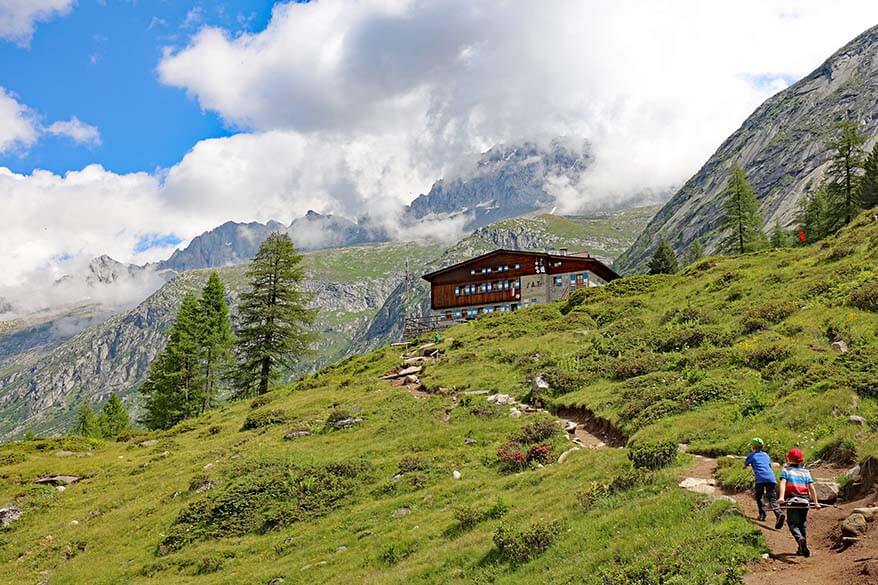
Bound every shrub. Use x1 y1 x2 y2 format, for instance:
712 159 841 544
577 469 647 511
249 394 274 409
240 409 288 431
746 301 798 324
611 352 665 380
526 444 552 465
848 282 878 312
834 346 878 397
397 456 429 474
510 418 559 445
452 499 508 530
715 457 758 492
628 440 677 470
497 442 529 471
740 386 771 418
743 344 791 369
493 520 560 564
683 379 739 406
0 451 26 465
540 367 588 395
380 542 415 565
324 409 353 429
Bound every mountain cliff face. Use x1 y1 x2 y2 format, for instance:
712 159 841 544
407 140 593 228
615 24 878 273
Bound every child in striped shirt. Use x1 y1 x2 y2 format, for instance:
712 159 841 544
777 448 820 557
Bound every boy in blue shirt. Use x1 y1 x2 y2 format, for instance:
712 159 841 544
743 438 784 529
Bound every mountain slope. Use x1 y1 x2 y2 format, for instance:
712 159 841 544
615 24 878 273
1 210 877 584
0 210 656 439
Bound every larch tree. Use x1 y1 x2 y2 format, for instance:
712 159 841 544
825 120 866 228
769 220 793 249
72 403 101 438
98 393 130 438
683 240 705 266
721 165 766 254
797 185 834 243
139 292 204 429
860 142 878 210
232 233 315 398
648 240 679 275
197 272 234 413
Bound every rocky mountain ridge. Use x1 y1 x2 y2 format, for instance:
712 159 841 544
615 24 878 273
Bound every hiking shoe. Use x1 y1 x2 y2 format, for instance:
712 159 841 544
801 540 810 558
774 514 785 529
758 511 766 521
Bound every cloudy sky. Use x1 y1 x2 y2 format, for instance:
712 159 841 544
2 0 878 294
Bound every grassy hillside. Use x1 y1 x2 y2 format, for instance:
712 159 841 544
1 211 876 583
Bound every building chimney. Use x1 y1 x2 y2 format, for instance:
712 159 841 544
559 248 568 256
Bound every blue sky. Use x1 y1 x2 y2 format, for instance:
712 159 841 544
0 0 275 175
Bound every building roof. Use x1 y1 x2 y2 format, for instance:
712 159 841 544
421 248 620 282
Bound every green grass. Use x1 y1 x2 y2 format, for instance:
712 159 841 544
2 209 878 583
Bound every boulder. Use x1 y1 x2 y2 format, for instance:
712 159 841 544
403 357 429 366
35 475 79 486
392 507 411 518
463 437 477 446
397 366 423 377
842 513 869 537
852 507 878 520
332 417 363 430
138 439 158 447
404 375 421 385
283 430 311 440
813 481 840 503
679 477 717 495
563 421 577 433
487 394 512 405
509 407 522 418
55 450 74 457
849 415 867 425
452 470 462 480
831 340 849 353
0 506 22 527
532 376 550 393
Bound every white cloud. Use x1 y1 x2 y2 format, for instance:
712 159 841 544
0 0 74 46
45 116 102 146
0 87 37 152
6 1 878 311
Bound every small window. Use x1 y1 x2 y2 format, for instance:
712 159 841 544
514 263 520 269
487 267 492 273
470 269 475 275
554 276 563 286
454 287 460 296
570 274 576 282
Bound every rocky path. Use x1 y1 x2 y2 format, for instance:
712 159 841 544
680 455 878 585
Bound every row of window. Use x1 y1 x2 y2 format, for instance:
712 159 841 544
440 304 519 320
454 279 521 296
553 272 590 286
469 263 521 276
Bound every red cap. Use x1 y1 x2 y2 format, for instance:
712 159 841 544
787 448 804 463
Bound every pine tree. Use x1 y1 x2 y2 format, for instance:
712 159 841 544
140 292 204 429
97 393 130 438
72 403 101 438
233 233 315 397
721 165 766 254
797 185 833 243
648 240 679 275
825 120 866 229
197 272 234 414
683 240 704 265
860 142 878 210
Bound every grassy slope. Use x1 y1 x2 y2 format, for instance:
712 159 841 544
1 212 876 583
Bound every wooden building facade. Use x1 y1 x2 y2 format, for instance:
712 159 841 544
421 249 619 325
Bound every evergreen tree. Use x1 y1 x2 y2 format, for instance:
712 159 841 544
140 292 204 429
825 120 866 228
233 233 315 397
97 393 130 438
797 185 833 243
721 165 766 254
648 240 679 275
197 272 234 414
683 240 704 265
860 142 878 210
72 403 101 438
769 220 793 249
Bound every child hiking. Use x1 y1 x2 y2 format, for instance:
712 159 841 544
743 437 784 529
777 447 821 558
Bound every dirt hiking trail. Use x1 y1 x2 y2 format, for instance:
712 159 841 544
684 456 878 585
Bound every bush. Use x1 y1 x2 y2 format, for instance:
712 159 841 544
628 440 677 470
240 409 288 431
493 520 560 564
834 346 878 397
526 444 552 465
380 542 415 565
452 499 508 530
577 469 647 510
540 367 589 395
324 408 353 429
0 451 26 465
715 457 758 492
848 282 878 312
611 352 665 380
746 301 798 324
397 456 429 474
683 379 739 406
742 344 791 369
249 394 275 409
510 418 559 445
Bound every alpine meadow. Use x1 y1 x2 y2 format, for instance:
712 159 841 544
2 5 878 585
